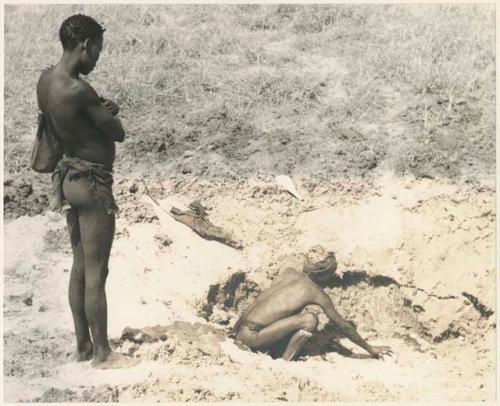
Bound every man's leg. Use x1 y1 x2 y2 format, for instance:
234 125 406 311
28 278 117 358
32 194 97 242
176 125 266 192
63 176 137 368
238 313 318 360
66 208 93 361
282 328 315 361
78 203 114 365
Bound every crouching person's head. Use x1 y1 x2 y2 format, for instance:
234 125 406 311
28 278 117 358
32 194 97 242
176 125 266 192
302 245 337 288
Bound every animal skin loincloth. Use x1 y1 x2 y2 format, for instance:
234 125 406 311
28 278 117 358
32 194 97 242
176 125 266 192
51 156 118 215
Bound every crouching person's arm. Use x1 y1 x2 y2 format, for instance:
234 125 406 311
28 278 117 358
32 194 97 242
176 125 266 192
314 290 392 359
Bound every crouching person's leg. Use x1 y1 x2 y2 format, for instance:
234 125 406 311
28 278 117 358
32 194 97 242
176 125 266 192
236 313 318 360
282 313 318 360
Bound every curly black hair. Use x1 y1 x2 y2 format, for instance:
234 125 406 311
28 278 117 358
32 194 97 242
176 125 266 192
59 14 105 50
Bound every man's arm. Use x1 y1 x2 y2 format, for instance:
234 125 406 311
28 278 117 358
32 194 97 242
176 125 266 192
75 82 125 142
313 288 378 356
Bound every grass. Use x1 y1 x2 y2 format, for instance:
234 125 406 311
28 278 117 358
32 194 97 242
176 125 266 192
4 4 495 179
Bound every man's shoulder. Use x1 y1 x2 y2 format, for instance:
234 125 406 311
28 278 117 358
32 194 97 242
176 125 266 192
278 269 311 289
68 78 96 98
284 271 321 291
38 70 94 98
37 67 52 90
60 78 99 108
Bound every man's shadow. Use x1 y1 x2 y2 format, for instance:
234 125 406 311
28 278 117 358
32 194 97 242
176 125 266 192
267 321 372 360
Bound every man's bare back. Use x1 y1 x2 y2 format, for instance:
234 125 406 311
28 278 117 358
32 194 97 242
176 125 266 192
235 247 393 361
242 268 320 327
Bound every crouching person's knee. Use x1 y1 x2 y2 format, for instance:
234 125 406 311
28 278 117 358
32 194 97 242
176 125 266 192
302 312 319 333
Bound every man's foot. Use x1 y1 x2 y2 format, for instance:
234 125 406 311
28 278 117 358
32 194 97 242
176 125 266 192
91 351 140 369
73 342 93 362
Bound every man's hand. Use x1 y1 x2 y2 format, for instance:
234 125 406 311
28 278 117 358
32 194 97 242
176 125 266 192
101 98 120 116
369 345 393 360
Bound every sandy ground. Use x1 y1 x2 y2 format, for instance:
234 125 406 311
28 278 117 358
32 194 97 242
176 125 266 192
3 174 496 402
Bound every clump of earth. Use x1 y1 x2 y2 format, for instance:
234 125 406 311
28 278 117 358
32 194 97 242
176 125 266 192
4 174 50 219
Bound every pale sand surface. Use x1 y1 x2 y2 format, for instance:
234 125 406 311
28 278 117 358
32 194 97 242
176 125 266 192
3 175 495 402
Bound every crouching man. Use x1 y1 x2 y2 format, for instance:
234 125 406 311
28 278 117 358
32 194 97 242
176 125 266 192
233 246 393 361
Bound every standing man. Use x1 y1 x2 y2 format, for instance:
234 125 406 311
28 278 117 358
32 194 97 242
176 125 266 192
37 14 134 368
